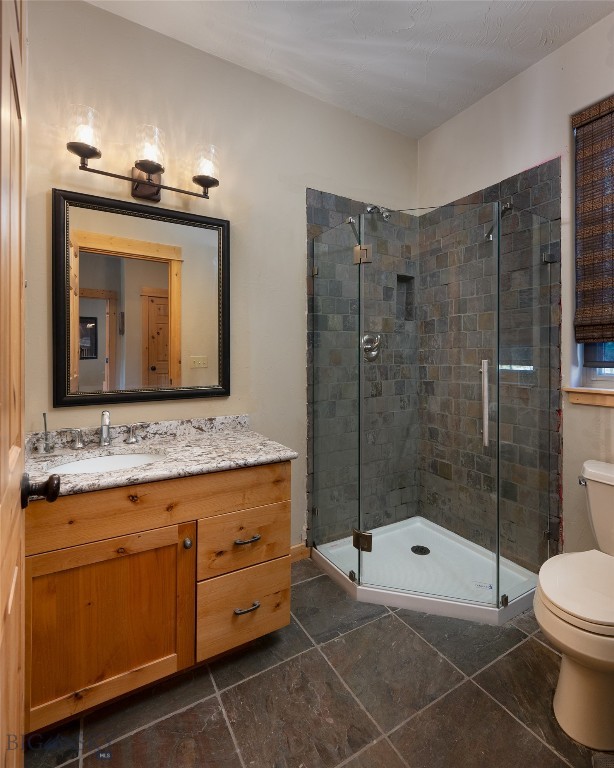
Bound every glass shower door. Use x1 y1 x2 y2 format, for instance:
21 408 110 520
497 208 560 603
310 218 361 581
358 204 501 606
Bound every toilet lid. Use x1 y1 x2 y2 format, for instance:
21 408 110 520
539 551 614 628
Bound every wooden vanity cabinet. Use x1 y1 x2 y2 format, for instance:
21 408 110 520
24 461 291 732
25 522 196 732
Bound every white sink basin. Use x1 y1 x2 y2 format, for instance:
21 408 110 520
51 453 162 475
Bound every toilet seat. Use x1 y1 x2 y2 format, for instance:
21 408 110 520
538 551 614 636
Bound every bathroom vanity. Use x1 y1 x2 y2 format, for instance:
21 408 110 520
23 418 296 732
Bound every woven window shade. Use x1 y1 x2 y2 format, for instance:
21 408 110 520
573 94 614 343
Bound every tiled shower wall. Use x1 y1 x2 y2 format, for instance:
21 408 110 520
307 158 561 573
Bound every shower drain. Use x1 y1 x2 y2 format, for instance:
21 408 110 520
411 545 430 556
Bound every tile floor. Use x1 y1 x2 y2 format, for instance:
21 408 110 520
25 558 608 768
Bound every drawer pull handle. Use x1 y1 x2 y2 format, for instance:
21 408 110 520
234 534 261 546
234 600 261 616
183 538 193 550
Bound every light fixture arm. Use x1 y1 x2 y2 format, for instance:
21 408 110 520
76 161 215 199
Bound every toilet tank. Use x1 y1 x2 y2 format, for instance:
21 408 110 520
582 460 614 555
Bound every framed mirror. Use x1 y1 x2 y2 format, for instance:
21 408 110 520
52 188 229 406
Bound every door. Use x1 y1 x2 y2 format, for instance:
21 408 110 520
25 522 196 732
0 0 26 761
310 218 361 581
497 207 560 602
142 290 170 387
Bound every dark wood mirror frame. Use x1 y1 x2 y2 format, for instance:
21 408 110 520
52 188 230 406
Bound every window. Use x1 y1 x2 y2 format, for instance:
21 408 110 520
573 94 614 369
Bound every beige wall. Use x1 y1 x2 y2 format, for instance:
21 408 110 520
418 11 614 552
25 1 417 545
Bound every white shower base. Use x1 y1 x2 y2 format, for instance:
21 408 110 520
314 516 536 625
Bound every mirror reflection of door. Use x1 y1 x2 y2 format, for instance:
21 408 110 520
69 230 182 392
142 288 170 387
79 290 117 392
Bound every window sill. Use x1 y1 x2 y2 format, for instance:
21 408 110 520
564 387 614 407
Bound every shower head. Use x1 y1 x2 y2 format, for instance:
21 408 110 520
366 204 392 222
485 202 515 240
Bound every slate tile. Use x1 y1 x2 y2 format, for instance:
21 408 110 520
322 614 463 730
83 665 214 753
474 638 593 767
82 698 240 768
397 610 526 675
291 575 387 644
209 617 313 690
390 681 568 768
342 739 407 768
221 649 380 768
25 721 80 768
291 558 323 585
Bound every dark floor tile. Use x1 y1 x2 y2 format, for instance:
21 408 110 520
291 557 323 585
474 637 594 768
397 610 526 675
535 628 560 653
511 608 539 635
343 739 407 768
82 698 240 768
209 617 313 689
83 664 215 752
292 575 387 644
390 681 568 768
221 648 380 768
25 721 80 768
322 614 464 731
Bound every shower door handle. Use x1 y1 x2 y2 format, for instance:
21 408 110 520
362 333 381 361
481 360 489 447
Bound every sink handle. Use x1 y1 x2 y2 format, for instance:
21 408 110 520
21 472 61 509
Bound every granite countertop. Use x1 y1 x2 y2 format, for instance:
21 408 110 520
25 416 298 497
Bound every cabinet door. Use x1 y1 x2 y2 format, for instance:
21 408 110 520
25 522 195 732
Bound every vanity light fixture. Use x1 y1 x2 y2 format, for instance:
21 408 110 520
66 105 220 202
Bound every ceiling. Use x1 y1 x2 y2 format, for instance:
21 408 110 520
88 0 614 139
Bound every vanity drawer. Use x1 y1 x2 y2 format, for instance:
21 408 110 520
197 501 290 580
25 461 291 555
196 556 290 661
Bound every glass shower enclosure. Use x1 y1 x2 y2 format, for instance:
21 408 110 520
309 201 560 619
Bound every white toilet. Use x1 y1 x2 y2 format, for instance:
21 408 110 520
534 460 614 751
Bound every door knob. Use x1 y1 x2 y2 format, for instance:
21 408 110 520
21 472 61 509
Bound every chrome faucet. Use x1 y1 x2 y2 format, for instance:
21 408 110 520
100 410 111 446
42 412 53 453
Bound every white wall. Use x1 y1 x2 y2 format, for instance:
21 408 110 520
418 11 614 552
25 1 417 545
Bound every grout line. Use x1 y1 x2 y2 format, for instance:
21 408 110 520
391 611 469 680
211 667 247 768
385 677 468 739
213 643 316 695
290 611 411 768
312 608 393 648
467 634 534 680
291 572 326 587
79 689 219 759
470 678 578 768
